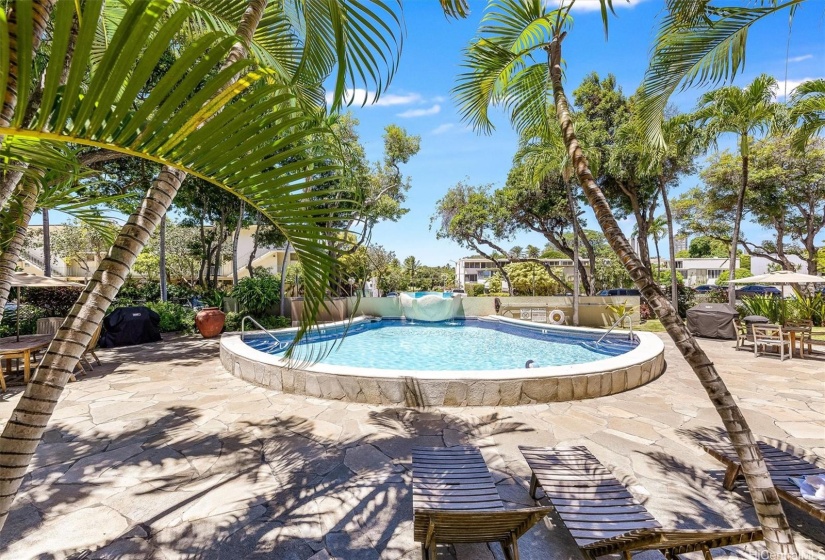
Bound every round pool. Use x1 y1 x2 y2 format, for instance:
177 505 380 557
220 316 666 406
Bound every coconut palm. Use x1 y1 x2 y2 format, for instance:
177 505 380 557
0 0 403 531
633 216 667 281
692 74 778 305
452 0 797 554
790 78 825 150
637 0 807 147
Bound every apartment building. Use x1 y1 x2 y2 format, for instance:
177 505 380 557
455 256 575 289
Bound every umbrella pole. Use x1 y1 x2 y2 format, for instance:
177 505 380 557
16 286 21 342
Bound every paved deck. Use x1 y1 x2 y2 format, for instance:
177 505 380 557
0 333 822 559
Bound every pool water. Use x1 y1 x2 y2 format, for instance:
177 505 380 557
244 319 638 371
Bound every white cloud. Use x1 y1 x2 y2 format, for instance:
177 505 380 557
566 0 649 13
431 95 447 103
431 123 455 135
397 104 441 118
376 92 423 106
324 88 422 106
776 77 820 99
788 54 813 63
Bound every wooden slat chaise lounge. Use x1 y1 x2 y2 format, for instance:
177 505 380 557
412 446 552 560
520 445 763 559
702 439 825 522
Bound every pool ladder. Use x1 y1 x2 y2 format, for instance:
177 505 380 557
596 313 634 344
241 315 288 350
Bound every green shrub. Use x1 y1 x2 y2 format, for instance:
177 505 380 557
739 254 751 272
22 287 82 316
466 283 485 297
224 311 242 332
739 295 785 323
0 304 47 338
257 315 290 329
144 302 196 333
231 273 280 316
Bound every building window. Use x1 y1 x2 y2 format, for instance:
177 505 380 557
707 269 722 279
675 261 683 269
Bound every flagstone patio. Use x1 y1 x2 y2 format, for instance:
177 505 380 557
0 333 822 559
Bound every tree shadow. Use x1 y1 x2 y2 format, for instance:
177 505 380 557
1 400 538 559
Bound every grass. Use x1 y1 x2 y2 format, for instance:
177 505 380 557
636 319 666 332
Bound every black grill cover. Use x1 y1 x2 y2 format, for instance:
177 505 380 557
100 306 162 348
686 303 738 340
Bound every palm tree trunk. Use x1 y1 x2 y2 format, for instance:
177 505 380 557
547 34 797 558
566 184 580 325
0 179 38 322
728 149 748 305
159 215 167 301
660 182 678 307
232 200 244 286
0 0 269 532
0 0 56 209
248 211 262 277
42 207 51 276
279 240 291 316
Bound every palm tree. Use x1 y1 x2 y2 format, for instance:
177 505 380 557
790 78 825 150
649 216 667 281
633 216 667 281
692 74 778 305
452 1 797 555
0 0 403 531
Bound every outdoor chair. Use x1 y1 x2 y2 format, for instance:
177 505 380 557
751 324 793 360
80 324 103 372
36 317 64 335
412 446 552 560
734 319 754 352
519 445 763 559
702 439 825 523
784 319 814 357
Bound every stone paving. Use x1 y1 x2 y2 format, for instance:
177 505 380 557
0 333 822 560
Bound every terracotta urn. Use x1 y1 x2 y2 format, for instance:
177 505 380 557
195 307 225 338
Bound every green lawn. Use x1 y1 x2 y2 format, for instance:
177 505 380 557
636 319 666 332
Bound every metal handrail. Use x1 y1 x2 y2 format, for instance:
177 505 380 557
241 315 286 349
597 313 634 343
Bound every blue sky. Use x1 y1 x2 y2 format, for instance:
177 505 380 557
337 0 825 265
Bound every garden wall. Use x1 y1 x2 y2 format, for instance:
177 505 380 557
286 296 640 328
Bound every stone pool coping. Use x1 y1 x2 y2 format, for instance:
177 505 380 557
220 317 666 406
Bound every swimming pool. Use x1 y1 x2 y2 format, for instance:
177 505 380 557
220 316 666 406
243 319 637 371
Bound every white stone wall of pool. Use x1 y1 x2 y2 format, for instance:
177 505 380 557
220 317 666 406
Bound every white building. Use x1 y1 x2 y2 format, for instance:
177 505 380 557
673 257 739 287
749 254 806 276
455 256 575 290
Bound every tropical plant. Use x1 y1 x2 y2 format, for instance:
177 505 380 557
789 78 825 151
606 300 634 327
0 0 404 532
452 0 797 553
717 268 751 283
232 271 281 317
739 294 786 324
691 74 778 305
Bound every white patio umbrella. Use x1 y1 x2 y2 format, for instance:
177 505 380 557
725 270 824 284
7 272 84 341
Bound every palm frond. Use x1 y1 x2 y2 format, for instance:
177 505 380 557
638 0 803 147
1 0 361 346
790 78 825 151
452 0 565 136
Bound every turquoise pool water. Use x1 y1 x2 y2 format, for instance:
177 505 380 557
245 319 637 371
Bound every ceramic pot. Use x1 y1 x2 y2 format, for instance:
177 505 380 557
195 307 225 338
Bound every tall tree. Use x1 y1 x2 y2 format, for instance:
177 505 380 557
452 1 797 554
692 74 778 304
432 182 515 295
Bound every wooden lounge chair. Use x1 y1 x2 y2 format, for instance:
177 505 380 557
412 446 551 560
702 439 825 523
520 445 763 559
